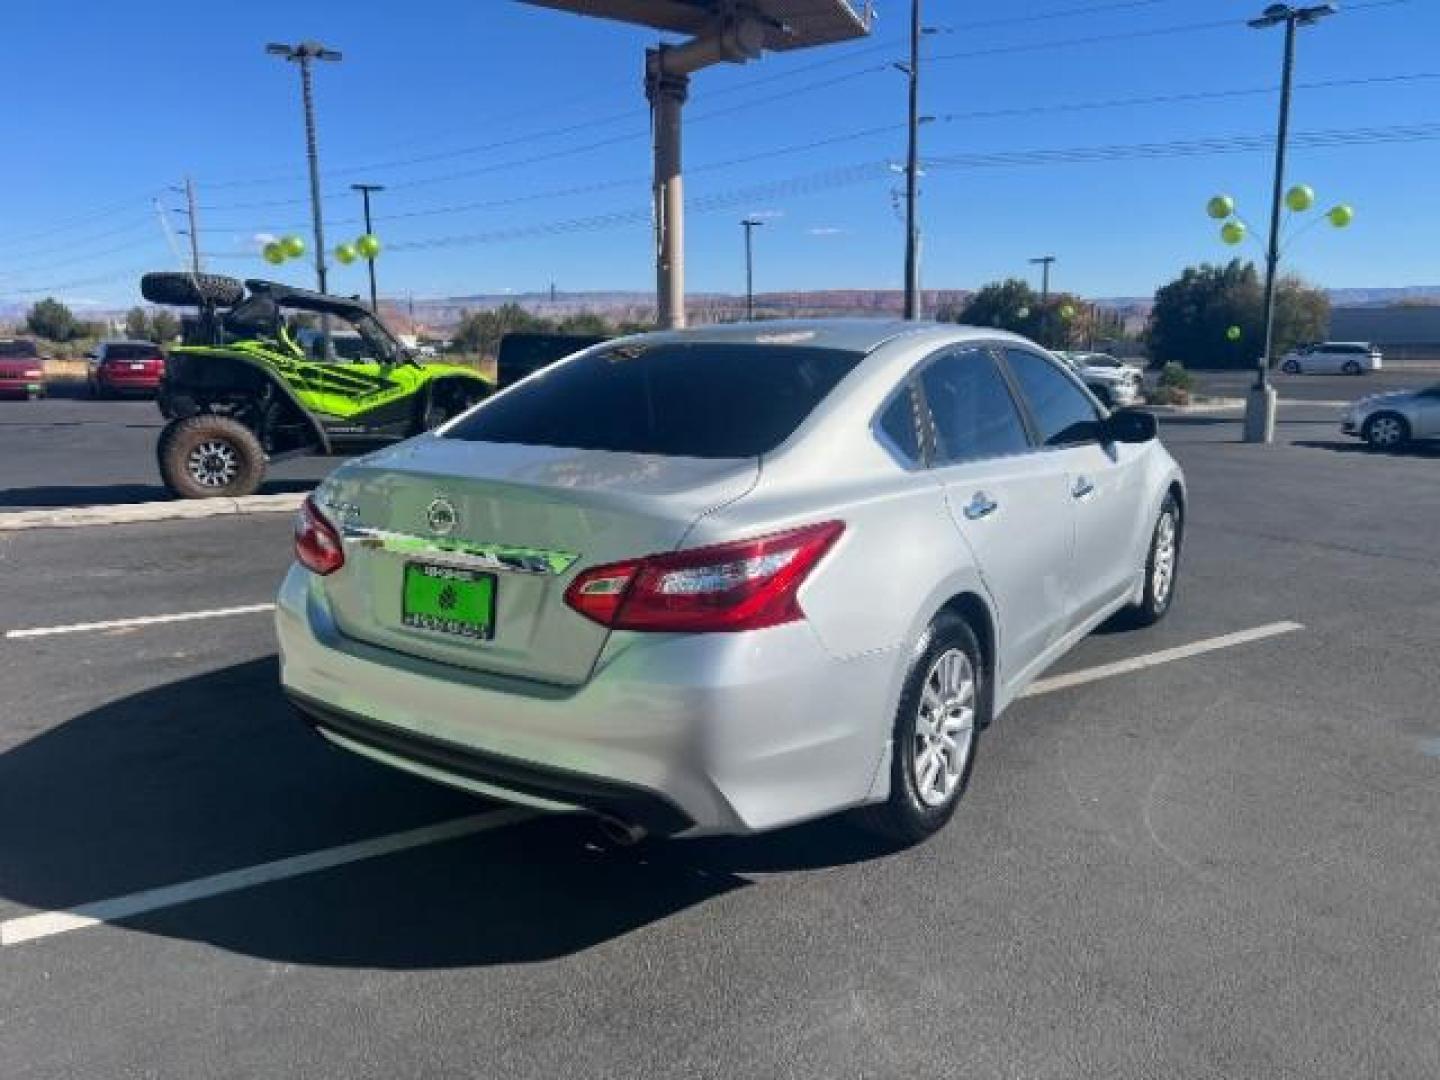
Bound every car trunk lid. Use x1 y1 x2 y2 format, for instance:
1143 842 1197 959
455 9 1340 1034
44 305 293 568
317 435 758 685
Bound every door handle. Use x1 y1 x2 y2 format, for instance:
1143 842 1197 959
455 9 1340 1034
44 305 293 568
963 492 999 520
1072 476 1096 500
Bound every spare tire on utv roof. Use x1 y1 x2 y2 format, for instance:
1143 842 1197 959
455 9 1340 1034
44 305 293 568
141 271 245 308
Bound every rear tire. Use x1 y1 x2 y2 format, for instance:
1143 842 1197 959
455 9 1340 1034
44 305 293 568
855 613 985 844
1362 412 1410 452
1128 492 1182 627
1342 360 1362 375
1281 359 1301 374
157 415 266 499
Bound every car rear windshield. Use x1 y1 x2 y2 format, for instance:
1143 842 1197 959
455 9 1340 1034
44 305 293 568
444 342 864 458
106 344 156 361
0 340 40 358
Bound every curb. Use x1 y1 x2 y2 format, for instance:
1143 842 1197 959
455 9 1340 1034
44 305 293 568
1144 396 1246 413
0 492 308 532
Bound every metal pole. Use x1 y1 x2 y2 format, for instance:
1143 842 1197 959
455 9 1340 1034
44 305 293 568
1257 16 1298 394
903 0 922 321
184 176 202 274
297 55 328 295
353 184 383 313
647 51 689 330
743 218 763 321
1030 255 1055 346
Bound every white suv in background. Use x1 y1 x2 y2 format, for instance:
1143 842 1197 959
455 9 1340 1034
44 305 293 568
1055 351 1143 408
1280 342 1383 375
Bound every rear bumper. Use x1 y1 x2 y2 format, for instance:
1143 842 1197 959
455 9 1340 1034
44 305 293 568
0 376 44 397
97 372 162 392
276 564 899 836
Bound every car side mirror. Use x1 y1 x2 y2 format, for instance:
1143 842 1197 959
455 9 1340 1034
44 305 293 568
1103 408 1157 444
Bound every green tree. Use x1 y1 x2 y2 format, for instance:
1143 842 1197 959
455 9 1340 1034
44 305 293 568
1147 259 1328 369
946 279 1085 348
150 309 180 342
26 297 78 342
454 303 556 358
557 311 611 336
124 306 150 340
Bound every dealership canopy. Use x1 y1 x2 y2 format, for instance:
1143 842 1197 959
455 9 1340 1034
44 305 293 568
519 1 874 327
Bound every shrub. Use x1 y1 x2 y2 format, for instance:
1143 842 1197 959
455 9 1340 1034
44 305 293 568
1158 362 1194 391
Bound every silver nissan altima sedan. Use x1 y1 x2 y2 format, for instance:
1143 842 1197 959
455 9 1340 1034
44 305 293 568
278 321 1186 842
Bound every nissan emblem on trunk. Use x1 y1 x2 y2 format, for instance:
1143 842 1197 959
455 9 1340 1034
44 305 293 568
426 497 458 537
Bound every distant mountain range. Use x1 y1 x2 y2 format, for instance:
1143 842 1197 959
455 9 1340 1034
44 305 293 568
5 285 1438 331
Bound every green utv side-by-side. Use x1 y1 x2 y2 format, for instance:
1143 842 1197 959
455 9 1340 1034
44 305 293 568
140 271 493 499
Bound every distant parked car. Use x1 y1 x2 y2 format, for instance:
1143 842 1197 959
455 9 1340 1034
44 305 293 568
1055 350 1142 408
88 340 166 398
1280 342 1382 375
1341 384 1440 450
0 338 47 400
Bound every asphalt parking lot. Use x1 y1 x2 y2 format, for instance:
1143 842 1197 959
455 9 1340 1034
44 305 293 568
2 402 1438 1079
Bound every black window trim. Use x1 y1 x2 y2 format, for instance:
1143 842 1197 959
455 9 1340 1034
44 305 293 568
991 343 1106 452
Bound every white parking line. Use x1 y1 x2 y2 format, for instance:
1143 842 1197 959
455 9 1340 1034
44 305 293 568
1022 621 1304 698
5 603 276 640
0 808 532 947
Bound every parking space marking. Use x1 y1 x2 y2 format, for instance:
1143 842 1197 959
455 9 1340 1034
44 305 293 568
5 603 276 640
0 808 532 947
1022 621 1304 698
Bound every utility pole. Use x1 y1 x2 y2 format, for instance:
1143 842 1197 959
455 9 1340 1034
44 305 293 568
1030 255 1056 345
267 41 342 296
351 183 384 313
902 0 922 320
1243 2 1336 444
183 177 202 274
742 217 765 321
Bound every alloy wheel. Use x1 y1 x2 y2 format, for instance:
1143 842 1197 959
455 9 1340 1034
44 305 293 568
186 440 240 489
1153 510 1178 606
913 649 977 808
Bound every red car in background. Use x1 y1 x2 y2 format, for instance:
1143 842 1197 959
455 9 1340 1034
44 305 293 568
0 339 47 400
88 340 166 398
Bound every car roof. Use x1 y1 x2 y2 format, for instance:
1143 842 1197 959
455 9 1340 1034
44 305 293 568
615 318 1018 355
245 279 372 321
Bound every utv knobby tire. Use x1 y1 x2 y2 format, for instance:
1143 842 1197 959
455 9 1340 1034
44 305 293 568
158 415 266 499
141 271 245 308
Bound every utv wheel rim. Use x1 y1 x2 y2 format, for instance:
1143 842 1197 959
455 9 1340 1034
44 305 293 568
187 440 240 488
914 649 976 808
1369 418 1402 447
1153 511 1178 605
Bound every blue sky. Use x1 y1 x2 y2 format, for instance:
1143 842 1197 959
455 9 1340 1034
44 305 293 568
4 0 1437 309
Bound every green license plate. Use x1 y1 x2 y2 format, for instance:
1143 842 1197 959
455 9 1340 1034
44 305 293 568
401 563 496 640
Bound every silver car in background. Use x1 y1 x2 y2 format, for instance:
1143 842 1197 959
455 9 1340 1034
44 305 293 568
1342 384 1440 449
279 321 1186 842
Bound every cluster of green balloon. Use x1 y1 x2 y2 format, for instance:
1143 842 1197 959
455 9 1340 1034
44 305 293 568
1206 188 1353 247
262 235 307 265
334 234 382 266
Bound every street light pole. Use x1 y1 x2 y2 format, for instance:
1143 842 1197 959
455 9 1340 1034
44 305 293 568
742 217 764 321
267 41 342 296
352 183 385 313
902 0 922 320
1245 2 1336 443
1030 255 1056 345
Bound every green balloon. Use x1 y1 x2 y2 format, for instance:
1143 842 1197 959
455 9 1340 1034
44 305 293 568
1206 194 1235 220
356 233 382 259
1226 325 1242 342
263 242 286 265
1327 204 1355 228
1016 306 1031 321
1220 220 1246 246
281 234 306 258
1285 184 1316 213
335 243 358 265
1059 304 1076 321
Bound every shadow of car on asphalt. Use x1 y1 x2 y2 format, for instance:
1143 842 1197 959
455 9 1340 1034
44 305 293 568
0 480 319 509
0 658 905 968
1294 439 1440 458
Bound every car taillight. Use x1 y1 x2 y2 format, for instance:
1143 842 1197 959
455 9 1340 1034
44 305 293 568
295 496 345 576
564 521 844 633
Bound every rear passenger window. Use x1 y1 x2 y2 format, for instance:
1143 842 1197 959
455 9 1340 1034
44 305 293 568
1003 349 1101 447
877 386 922 464
920 347 1030 464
